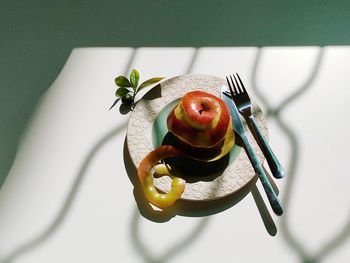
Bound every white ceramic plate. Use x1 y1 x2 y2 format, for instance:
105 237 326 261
127 74 267 202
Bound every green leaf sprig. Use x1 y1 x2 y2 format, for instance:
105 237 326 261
109 69 164 110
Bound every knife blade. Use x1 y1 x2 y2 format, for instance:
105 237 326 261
220 85 283 216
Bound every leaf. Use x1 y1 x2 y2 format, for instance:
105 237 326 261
115 76 131 88
130 69 140 90
109 97 121 110
137 77 164 92
115 87 129 97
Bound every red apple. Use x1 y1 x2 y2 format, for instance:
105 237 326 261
167 90 234 160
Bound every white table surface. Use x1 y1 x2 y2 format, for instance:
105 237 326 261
0 47 350 263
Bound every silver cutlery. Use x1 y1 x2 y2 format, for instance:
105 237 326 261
226 73 285 179
221 86 283 216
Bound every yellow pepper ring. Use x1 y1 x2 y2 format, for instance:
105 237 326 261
137 145 186 209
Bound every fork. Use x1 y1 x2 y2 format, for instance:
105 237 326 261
227 73 285 179
222 90 283 216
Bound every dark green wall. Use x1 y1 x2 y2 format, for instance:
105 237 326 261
1 0 350 186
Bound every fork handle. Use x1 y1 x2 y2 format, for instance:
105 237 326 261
241 135 283 216
246 115 285 179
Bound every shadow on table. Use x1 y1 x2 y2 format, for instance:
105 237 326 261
6 46 350 263
251 47 350 262
130 208 210 263
0 122 128 263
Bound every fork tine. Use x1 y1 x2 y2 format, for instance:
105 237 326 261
225 76 232 94
227 75 236 97
226 76 231 89
230 75 239 94
233 74 242 93
236 73 246 93
225 76 233 97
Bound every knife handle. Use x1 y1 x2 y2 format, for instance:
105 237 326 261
246 115 285 179
242 135 283 216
